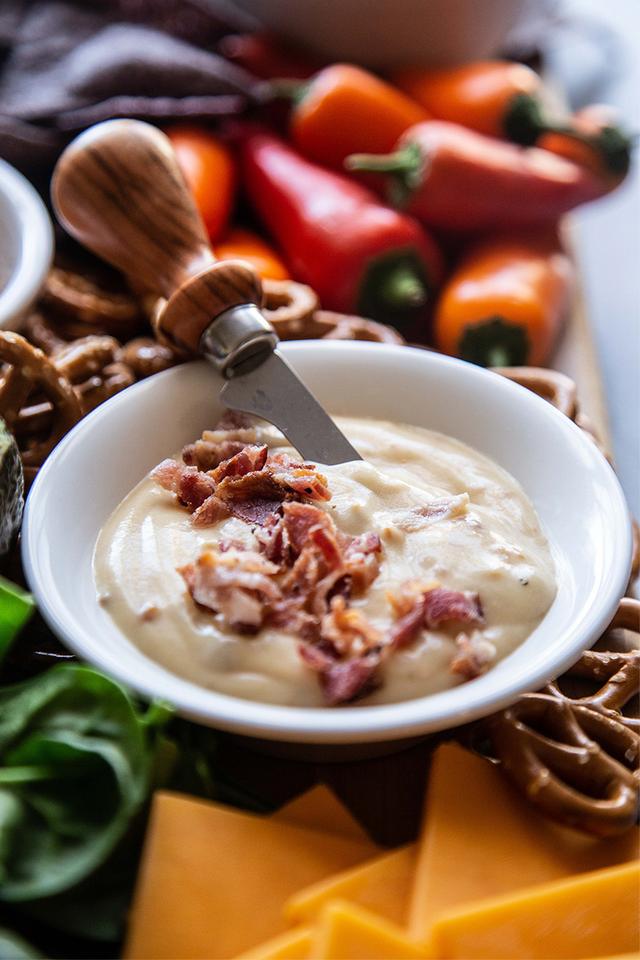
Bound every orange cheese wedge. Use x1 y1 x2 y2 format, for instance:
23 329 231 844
125 791 375 959
285 844 415 927
410 742 640 940
235 926 313 959
310 900 433 959
430 861 640 959
274 784 369 841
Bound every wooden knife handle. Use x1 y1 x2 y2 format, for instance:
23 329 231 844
51 119 262 353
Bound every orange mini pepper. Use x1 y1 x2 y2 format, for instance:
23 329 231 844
434 234 574 368
213 227 290 281
392 61 631 180
275 63 428 170
392 61 542 140
166 125 236 242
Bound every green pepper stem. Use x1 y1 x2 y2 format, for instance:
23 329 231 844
459 317 529 368
503 92 548 146
545 124 632 177
346 144 420 176
264 78 309 105
346 142 425 208
485 346 511 368
378 263 427 309
504 93 632 177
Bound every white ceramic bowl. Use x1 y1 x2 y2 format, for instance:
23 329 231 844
230 0 557 68
23 342 631 743
0 159 53 330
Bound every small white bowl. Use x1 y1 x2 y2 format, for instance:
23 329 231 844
230 0 557 68
22 342 632 744
0 159 53 330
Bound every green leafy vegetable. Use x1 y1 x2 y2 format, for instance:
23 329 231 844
0 580 35 666
0 927 42 959
0 664 165 901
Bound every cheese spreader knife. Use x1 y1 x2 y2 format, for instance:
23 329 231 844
51 119 361 465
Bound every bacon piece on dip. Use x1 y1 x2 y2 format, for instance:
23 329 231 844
180 549 281 633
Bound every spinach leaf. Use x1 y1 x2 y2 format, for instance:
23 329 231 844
0 580 35 667
0 927 42 959
0 664 163 901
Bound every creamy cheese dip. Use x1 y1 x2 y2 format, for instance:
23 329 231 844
94 417 555 707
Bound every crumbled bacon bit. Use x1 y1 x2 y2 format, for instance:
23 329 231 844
450 631 496 679
311 569 352 617
281 501 334 555
180 549 281 633
343 532 382 594
254 511 291 563
209 444 268 482
423 588 484 628
183 439 248 471
227 498 284 526
280 542 324 599
182 414 259 471
322 656 380 705
388 585 484 650
386 579 436 618
388 600 429 650
219 538 247 553
320 595 382 657
299 642 380 705
309 524 343 569
269 598 319 642
192 494 230 527
163 422 490 705
151 459 216 511
268 452 331 502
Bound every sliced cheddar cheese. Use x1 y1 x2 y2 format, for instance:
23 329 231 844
410 742 640 939
236 926 312 959
310 900 433 960
275 784 369 841
285 844 415 927
125 791 375 959
430 861 640 959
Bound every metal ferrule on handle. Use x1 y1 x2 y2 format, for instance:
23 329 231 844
201 304 279 377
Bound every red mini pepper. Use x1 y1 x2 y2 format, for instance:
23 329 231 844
346 120 608 232
217 32 319 80
239 131 443 337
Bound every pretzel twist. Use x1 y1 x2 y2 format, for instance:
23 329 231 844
489 695 638 836
117 337 178 378
260 278 319 339
484 598 640 836
14 336 134 444
42 265 143 338
316 311 406 345
494 366 578 419
0 331 82 474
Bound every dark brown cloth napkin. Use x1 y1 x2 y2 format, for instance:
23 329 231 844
0 0 258 178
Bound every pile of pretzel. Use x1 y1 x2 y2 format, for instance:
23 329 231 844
480 597 639 837
0 262 404 486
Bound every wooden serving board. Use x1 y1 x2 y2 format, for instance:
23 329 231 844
554 221 612 454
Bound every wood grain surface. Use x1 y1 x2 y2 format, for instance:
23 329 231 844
52 120 263 353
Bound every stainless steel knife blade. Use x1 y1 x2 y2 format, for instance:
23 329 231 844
220 349 362 465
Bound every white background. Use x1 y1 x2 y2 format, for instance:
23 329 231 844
544 0 639 516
